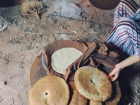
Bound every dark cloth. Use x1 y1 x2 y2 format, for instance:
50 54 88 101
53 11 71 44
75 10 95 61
43 40 121 81
30 40 121 104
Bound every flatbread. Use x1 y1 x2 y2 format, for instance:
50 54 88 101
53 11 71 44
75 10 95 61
74 66 112 102
51 48 83 74
29 76 69 105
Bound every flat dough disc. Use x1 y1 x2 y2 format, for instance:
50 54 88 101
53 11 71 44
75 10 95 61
51 48 83 74
29 76 69 105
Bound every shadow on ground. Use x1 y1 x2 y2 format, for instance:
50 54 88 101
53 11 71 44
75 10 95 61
0 0 25 7
118 54 140 105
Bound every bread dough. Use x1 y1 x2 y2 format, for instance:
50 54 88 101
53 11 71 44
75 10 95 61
51 48 83 74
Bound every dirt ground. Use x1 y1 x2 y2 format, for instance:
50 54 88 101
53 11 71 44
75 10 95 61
0 0 140 105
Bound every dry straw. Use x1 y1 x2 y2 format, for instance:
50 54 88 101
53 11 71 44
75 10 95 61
21 1 44 19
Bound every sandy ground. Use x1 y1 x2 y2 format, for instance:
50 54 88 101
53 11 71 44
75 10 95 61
0 0 140 105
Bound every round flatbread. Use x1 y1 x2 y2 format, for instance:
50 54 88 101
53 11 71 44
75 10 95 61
51 48 83 74
74 66 112 102
29 76 69 105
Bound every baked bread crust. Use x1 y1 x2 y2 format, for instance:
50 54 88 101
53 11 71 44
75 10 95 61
74 66 112 102
29 76 69 105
